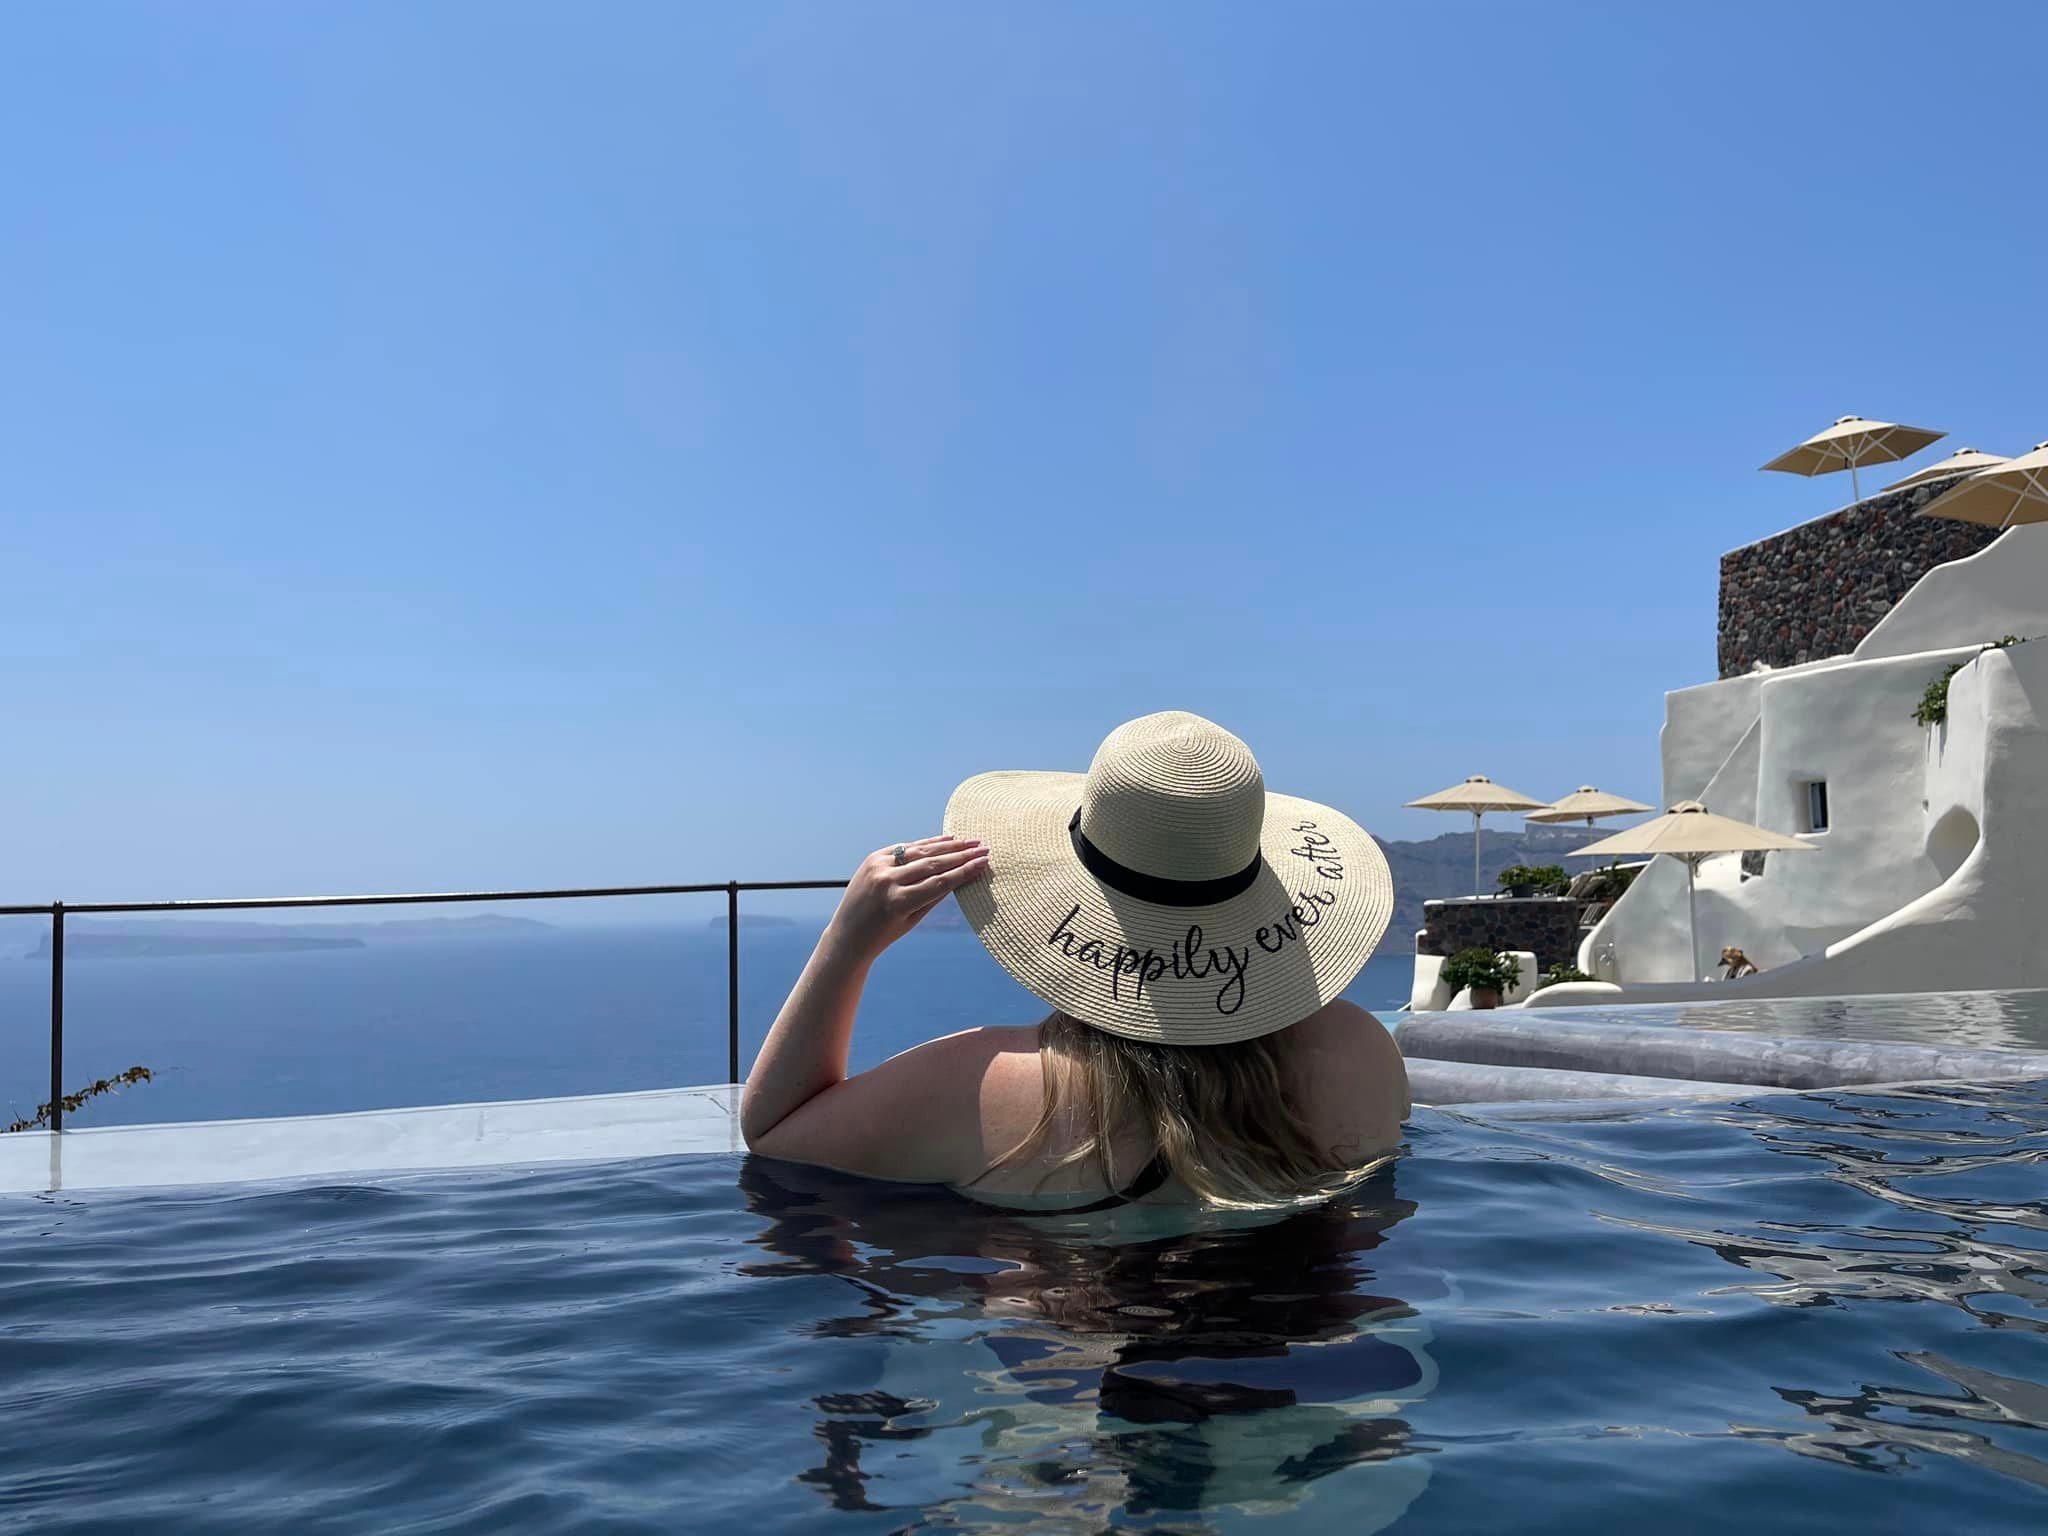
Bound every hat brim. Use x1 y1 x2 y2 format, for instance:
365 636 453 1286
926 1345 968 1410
943 771 1394 1045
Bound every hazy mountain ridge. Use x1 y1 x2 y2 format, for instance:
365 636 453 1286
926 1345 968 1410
13 913 555 960
1373 825 1602 942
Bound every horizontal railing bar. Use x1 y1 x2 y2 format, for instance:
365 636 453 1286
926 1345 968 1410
0 879 849 918
19 877 862 1116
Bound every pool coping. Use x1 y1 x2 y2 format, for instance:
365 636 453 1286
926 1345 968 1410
0 1083 745 1197
5 1071 2037 1199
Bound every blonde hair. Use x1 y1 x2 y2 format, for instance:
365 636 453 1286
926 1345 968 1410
991 1012 1389 1211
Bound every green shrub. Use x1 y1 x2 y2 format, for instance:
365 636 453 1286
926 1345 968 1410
1916 636 2033 727
1497 863 1570 894
1913 664 1964 727
1535 962 1592 991
1439 948 1521 998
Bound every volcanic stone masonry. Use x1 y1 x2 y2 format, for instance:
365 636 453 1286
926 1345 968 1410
1418 897 1582 974
1717 474 1997 678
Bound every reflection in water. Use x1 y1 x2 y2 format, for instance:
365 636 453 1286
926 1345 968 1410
737 1158 1440 1532
1734 1352 2048 1490
734 1081 2048 1526
1598 1083 2048 1491
3 1075 2047 1527
1610 1086 2048 1323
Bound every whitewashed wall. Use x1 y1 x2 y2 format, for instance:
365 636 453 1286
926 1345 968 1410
1586 645 1973 981
1580 525 2048 989
1857 523 2048 661
1538 642 2048 1003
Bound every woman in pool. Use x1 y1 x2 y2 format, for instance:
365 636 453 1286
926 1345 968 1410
742 711 1409 1209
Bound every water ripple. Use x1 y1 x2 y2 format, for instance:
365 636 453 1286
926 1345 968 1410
0 1081 2043 1531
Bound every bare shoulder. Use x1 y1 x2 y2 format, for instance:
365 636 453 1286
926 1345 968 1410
904 1023 1041 1091
871 1023 1043 1112
894 1022 1040 1064
1286 998 1400 1055
959 1024 1050 1149
1281 999 1410 1159
873 1022 1050 1165
965 1022 1046 1056
744 1023 1043 1185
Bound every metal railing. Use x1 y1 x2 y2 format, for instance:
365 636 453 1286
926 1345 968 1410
0 879 849 1130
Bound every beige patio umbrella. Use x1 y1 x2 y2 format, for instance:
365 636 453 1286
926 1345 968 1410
1761 415 1946 504
1570 800 1817 982
1885 446 2011 494
1527 786 1654 828
1406 775 1549 895
1916 441 2048 532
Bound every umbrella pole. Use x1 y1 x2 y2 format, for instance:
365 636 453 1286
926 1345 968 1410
1850 459 1862 504
1472 811 1483 895
1686 856 1703 982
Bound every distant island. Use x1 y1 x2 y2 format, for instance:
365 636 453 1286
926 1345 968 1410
22 912 555 962
30 933 367 960
709 913 800 929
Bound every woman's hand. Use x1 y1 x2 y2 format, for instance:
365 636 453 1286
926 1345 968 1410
824 834 989 961
744 834 992 1166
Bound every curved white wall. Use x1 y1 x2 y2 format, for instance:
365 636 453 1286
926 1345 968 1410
1812 643 2047 987
1587 644 1974 981
1856 524 2048 660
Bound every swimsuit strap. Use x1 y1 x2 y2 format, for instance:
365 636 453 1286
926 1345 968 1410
1055 1150 1172 1215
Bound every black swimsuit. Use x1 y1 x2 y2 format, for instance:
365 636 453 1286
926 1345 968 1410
1055 1151 1171 1215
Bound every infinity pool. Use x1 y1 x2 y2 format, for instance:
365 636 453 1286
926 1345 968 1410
3 1078 2045 1532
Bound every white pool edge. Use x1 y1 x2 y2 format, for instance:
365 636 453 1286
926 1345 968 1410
1 1083 747 1197
7 1068 2036 1199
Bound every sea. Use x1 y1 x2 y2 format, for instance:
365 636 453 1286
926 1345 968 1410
0 920 1419 1130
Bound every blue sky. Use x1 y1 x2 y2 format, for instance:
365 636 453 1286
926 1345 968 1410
3 2 2043 908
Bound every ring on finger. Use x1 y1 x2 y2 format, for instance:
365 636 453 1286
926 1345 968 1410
891 845 909 866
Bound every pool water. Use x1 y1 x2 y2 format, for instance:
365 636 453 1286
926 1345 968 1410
4 1081 2046 1531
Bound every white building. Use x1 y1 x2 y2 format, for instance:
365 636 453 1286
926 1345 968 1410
1530 521 2048 1007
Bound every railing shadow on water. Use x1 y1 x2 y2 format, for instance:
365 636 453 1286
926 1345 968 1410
0 879 849 1130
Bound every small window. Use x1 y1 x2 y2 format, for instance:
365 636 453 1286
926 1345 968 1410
1801 780 1830 833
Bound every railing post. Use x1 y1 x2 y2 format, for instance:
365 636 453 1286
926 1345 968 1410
726 882 741 1084
48 903 64 1133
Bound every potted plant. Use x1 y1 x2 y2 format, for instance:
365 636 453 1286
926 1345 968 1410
1497 864 1570 898
1439 947 1521 1009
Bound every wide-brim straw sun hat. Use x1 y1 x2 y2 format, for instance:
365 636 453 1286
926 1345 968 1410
943 711 1393 1046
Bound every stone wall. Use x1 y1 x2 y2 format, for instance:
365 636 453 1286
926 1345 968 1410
1417 897 1582 973
1717 475 1997 678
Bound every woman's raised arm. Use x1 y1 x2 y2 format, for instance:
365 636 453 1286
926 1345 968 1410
740 835 989 1153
